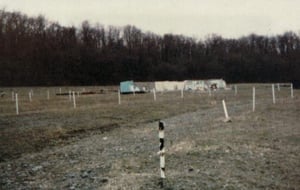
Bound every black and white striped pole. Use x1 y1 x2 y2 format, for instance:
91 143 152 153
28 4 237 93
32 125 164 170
158 121 166 179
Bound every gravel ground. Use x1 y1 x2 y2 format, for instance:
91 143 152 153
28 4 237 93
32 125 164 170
1 91 299 189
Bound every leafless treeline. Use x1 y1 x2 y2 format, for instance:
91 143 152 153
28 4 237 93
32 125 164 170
1 10 300 86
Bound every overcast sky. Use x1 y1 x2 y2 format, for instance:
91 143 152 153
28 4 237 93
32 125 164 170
1 0 300 39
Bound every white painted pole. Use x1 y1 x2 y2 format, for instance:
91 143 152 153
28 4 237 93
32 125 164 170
181 88 184 99
272 84 276 104
208 87 211 97
234 85 237 96
291 83 294 98
158 121 166 179
72 91 76 108
77 91 80 97
30 89 33 96
222 100 231 122
59 88 62 94
29 92 32 102
277 83 280 91
118 90 121 105
133 87 136 96
153 88 157 101
15 93 19 115
252 87 255 112
47 90 50 100
12 91 14 101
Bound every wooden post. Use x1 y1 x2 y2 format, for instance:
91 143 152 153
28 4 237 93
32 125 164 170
291 83 294 98
118 90 121 105
272 84 276 104
153 88 157 101
158 121 166 179
72 91 76 108
15 93 19 115
222 100 231 122
252 87 255 112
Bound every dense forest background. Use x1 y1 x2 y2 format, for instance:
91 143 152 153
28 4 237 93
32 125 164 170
0 10 300 86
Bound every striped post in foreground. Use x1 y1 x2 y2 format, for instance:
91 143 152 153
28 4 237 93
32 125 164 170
158 121 166 179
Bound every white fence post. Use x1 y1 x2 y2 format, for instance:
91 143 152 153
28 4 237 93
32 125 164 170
234 85 237 96
118 90 121 105
15 93 19 115
59 88 62 94
158 121 166 179
291 83 294 98
222 100 231 122
252 87 255 112
272 84 276 104
181 88 184 99
29 92 32 102
208 87 211 97
277 83 280 91
72 91 76 108
153 89 157 101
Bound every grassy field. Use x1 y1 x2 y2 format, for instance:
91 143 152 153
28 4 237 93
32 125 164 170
0 84 299 189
